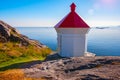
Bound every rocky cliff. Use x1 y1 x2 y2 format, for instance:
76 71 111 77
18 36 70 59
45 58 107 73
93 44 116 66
0 20 44 48
0 20 51 64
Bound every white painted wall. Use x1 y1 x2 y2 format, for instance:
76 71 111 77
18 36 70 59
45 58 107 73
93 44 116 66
55 28 89 57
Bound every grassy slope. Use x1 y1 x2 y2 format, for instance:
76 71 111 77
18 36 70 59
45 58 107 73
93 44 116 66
0 42 52 71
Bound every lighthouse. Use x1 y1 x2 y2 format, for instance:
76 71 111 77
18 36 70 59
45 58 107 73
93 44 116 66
55 3 90 57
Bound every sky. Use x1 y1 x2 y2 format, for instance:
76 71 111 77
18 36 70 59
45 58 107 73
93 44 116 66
0 0 120 27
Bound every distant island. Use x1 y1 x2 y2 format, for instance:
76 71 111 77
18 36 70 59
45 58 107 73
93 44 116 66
94 26 120 29
95 27 109 29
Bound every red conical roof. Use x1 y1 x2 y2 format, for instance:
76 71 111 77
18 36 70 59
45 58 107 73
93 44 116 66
55 3 90 28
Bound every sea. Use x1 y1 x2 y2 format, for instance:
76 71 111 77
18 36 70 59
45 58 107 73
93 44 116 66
16 27 120 56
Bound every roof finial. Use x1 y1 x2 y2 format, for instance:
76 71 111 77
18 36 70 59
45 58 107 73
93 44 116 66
70 3 76 12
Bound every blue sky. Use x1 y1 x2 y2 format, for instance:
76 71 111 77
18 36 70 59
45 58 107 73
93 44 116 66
0 0 120 27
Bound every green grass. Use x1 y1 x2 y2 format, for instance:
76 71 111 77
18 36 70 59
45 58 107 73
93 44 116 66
0 56 45 71
0 42 52 71
0 56 43 68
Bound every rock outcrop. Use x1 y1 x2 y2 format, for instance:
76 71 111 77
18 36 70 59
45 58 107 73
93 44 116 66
0 20 45 48
24 55 120 80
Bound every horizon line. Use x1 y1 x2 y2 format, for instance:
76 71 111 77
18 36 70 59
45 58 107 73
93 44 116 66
14 25 120 28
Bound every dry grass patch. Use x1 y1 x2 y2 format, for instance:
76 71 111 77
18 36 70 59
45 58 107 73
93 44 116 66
0 69 45 80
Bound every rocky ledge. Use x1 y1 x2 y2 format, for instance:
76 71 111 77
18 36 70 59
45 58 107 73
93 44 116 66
24 54 120 80
0 20 45 48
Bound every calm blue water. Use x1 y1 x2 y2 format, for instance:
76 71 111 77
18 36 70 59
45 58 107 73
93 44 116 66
16 27 120 56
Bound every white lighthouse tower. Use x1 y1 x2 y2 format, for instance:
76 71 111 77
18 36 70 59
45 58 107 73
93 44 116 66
55 3 90 57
